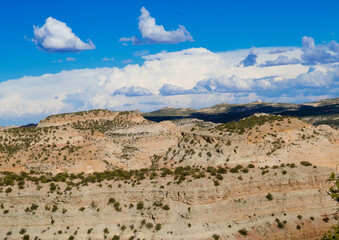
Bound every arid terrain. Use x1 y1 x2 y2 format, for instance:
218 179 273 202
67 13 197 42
1 101 339 240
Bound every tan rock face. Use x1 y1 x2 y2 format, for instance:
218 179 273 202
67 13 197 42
163 116 339 170
0 167 336 240
0 110 182 173
0 110 338 240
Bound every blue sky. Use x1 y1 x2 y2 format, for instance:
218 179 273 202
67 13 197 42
0 0 339 125
1 0 339 82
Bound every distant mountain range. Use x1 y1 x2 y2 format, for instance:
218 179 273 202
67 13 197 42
142 97 339 127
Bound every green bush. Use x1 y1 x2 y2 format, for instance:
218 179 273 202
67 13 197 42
155 224 161 231
146 223 153 229
238 228 248 236
137 201 144 210
162 205 170 210
212 234 220 240
266 193 273 201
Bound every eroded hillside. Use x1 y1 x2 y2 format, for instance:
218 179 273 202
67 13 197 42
0 109 338 240
0 165 337 240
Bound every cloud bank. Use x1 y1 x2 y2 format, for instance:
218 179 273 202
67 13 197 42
120 7 193 45
1 37 338 125
33 17 95 52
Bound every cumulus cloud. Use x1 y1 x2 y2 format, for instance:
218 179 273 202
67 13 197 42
113 86 153 97
1 42 338 125
301 36 339 65
259 55 300 67
239 47 258 67
120 7 193 45
33 17 95 52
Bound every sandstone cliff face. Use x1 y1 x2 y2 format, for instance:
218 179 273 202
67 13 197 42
0 110 181 173
0 166 336 240
0 110 338 240
163 115 339 170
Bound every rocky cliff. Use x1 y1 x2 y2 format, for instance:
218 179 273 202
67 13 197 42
0 110 338 239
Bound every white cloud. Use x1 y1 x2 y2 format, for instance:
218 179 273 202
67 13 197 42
259 55 300 67
65 57 76 61
1 42 338 125
301 36 339 65
33 17 95 52
113 86 153 97
122 59 133 64
133 50 150 56
120 7 193 45
239 47 258 67
102 57 115 61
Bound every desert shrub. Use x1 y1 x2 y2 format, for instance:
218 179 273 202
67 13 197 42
146 223 153 229
238 228 248 236
248 164 255 168
108 197 116 205
230 165 243 173
266 193 273 201
215 174 223 180
52 205 58 212
212 234 220 240
155 224 161 231
300 161 312 166
162 205 170 210
137 201 144 210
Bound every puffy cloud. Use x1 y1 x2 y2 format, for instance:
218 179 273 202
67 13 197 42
301 36 339 65
239 47 258 67
1 42 338 125
259 55 300 67
120 7 193 45
33 17 95 52
113 86 153 97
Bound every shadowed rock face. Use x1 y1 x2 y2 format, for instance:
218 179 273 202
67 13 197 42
0 109 338 239
142 97 339 128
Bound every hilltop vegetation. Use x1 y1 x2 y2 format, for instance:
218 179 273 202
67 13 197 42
142 97 339 128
